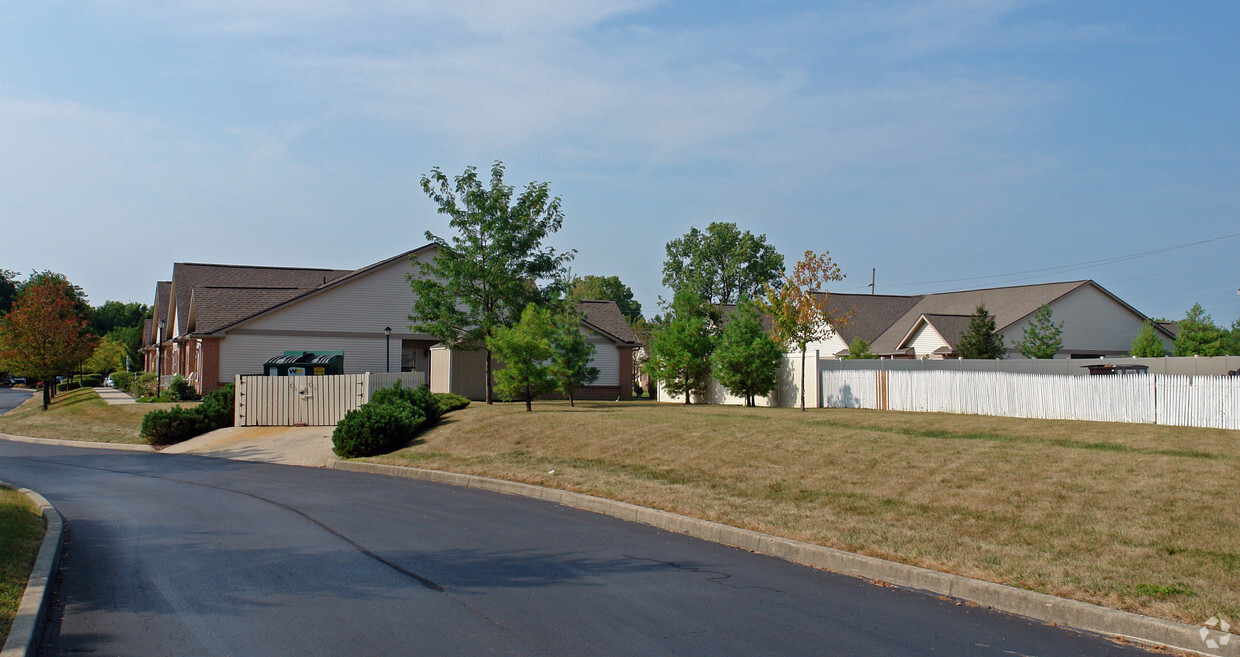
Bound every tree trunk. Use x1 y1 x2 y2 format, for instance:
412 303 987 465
799 348 806 412
568 391 575 408
485 348 494 404
42 381 51 410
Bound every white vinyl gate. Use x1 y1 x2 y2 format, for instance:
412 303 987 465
234 372 427 427
821 370 1240 430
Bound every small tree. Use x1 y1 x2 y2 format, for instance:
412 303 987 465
86 336 130 374
548 305 599 406
410 161 574 404
1014 304 1063 359
1173 303 1226 357
645 289 715 404
759 250 848 411
486 304 556 411
1130 320 1167 357
957 305 1005 359
0 275 98 410
844 337 876 359
712 300 781 406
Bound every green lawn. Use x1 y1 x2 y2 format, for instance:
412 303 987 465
0 387 189 444
0 486 44 645
368 399 1240 626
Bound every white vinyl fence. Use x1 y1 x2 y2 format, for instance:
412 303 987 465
235 372 427 427
821 370 1240 430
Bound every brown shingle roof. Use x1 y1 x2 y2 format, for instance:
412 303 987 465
817 293 924 347
910 314 974 351
577 300 641 345
170 263 352 337
190 287 309 334
147 281 171 346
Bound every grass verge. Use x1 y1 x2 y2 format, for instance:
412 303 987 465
0 388 190 444
0 486 44 645
366 400 1240 626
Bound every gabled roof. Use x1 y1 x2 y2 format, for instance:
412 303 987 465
895 313 973 353
577 300 641 346
146 281 171 346
817 293 923 346
189 287 308 334
170 262 352 336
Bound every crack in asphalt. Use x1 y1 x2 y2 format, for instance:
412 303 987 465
622 554 785 593
8 454 445 592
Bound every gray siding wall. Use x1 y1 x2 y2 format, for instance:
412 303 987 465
1002 284 1165 357
218 332 395 382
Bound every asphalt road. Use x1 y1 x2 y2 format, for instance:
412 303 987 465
0 439 1154 657
0 386 35 415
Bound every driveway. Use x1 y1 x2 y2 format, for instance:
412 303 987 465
0 439 1152 657
161 425 335 466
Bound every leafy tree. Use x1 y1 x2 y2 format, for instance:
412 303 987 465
90 300 150 336
662 221 784 305
548 305 599 406
712 300 781 407
759 250 848 411
1014 304 1063 359
646 289 715 404
20 271 90 322
86 336 130 374
486 304 556 412
957 305 1005 359
410 162 574 404
106 325 143 371
1227 318 1240 356
845 337 877 359
1130 320 1167 357
0 276 99 410
568 275 643 324
0 269 18 316
1173 303 1226 356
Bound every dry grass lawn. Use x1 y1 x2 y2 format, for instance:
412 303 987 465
0 486 44 645
0 388 190 444
368 400 1240 625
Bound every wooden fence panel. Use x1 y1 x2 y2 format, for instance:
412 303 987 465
235 372 429 427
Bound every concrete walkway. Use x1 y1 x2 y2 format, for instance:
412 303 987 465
92 387 137 405
161 425 335 466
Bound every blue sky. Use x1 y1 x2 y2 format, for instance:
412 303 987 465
2 1 1238 326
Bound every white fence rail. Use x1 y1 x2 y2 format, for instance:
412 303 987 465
235 372 427 427
821 370 1240 430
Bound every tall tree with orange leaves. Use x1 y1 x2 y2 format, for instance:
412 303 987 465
0 274 98 410
758 251 849 411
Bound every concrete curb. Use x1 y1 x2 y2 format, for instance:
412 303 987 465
0 433 154 452
0 483 64 657
328 459 1236 657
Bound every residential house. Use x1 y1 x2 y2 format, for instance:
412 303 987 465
140 245 640 399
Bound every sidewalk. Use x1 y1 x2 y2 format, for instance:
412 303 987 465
92 386 136 405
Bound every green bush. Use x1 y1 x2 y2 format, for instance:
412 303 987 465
432 392 470 415
199 384 235 428
127 372 158 398
81 373 103 387
371 381 440 422
332 403 423 458
56 381 82 392
109 371 133 390
140 406 207 446
168 375 200 401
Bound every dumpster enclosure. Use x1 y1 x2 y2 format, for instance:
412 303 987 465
234 372 426 427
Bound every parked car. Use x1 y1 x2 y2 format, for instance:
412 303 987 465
10 376 26 386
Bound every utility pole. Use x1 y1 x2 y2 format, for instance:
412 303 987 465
868 268 875 295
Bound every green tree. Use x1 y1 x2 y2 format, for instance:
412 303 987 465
86 336 131 374
1013 304 1063 359
957 305 1005 359
548 305 599 406
758 250 848 411
486 304 556 412
410 162 574 404
662 221 784 305
1173 303 1226 356
646 289 715 404
106 325 143 371
712 300 781 407
0 269 18 316
1227 318 1240 356
20 271 90 322
90 300 150 336
568 275 643 324
844 336 876 359
0 276 99 409
1130 320 1167 357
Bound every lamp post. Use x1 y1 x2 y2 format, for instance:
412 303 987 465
384 327 392 373
156 319 166 397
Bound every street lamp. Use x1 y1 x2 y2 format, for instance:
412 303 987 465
156 319 166 397
384 327 392 373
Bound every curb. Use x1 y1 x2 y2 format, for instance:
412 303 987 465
328 459 1236 657
0 483 64 657
0 433 154 452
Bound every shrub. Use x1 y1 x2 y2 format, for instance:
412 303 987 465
140 406 207 446
56 381 82 392
109 371 133 390
634 382 643 397
199 384 235 428
432 392 470 415
81 373 103 387
127 372 158 398
332 403 423 458
168 375 200 401
370 381 440 422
